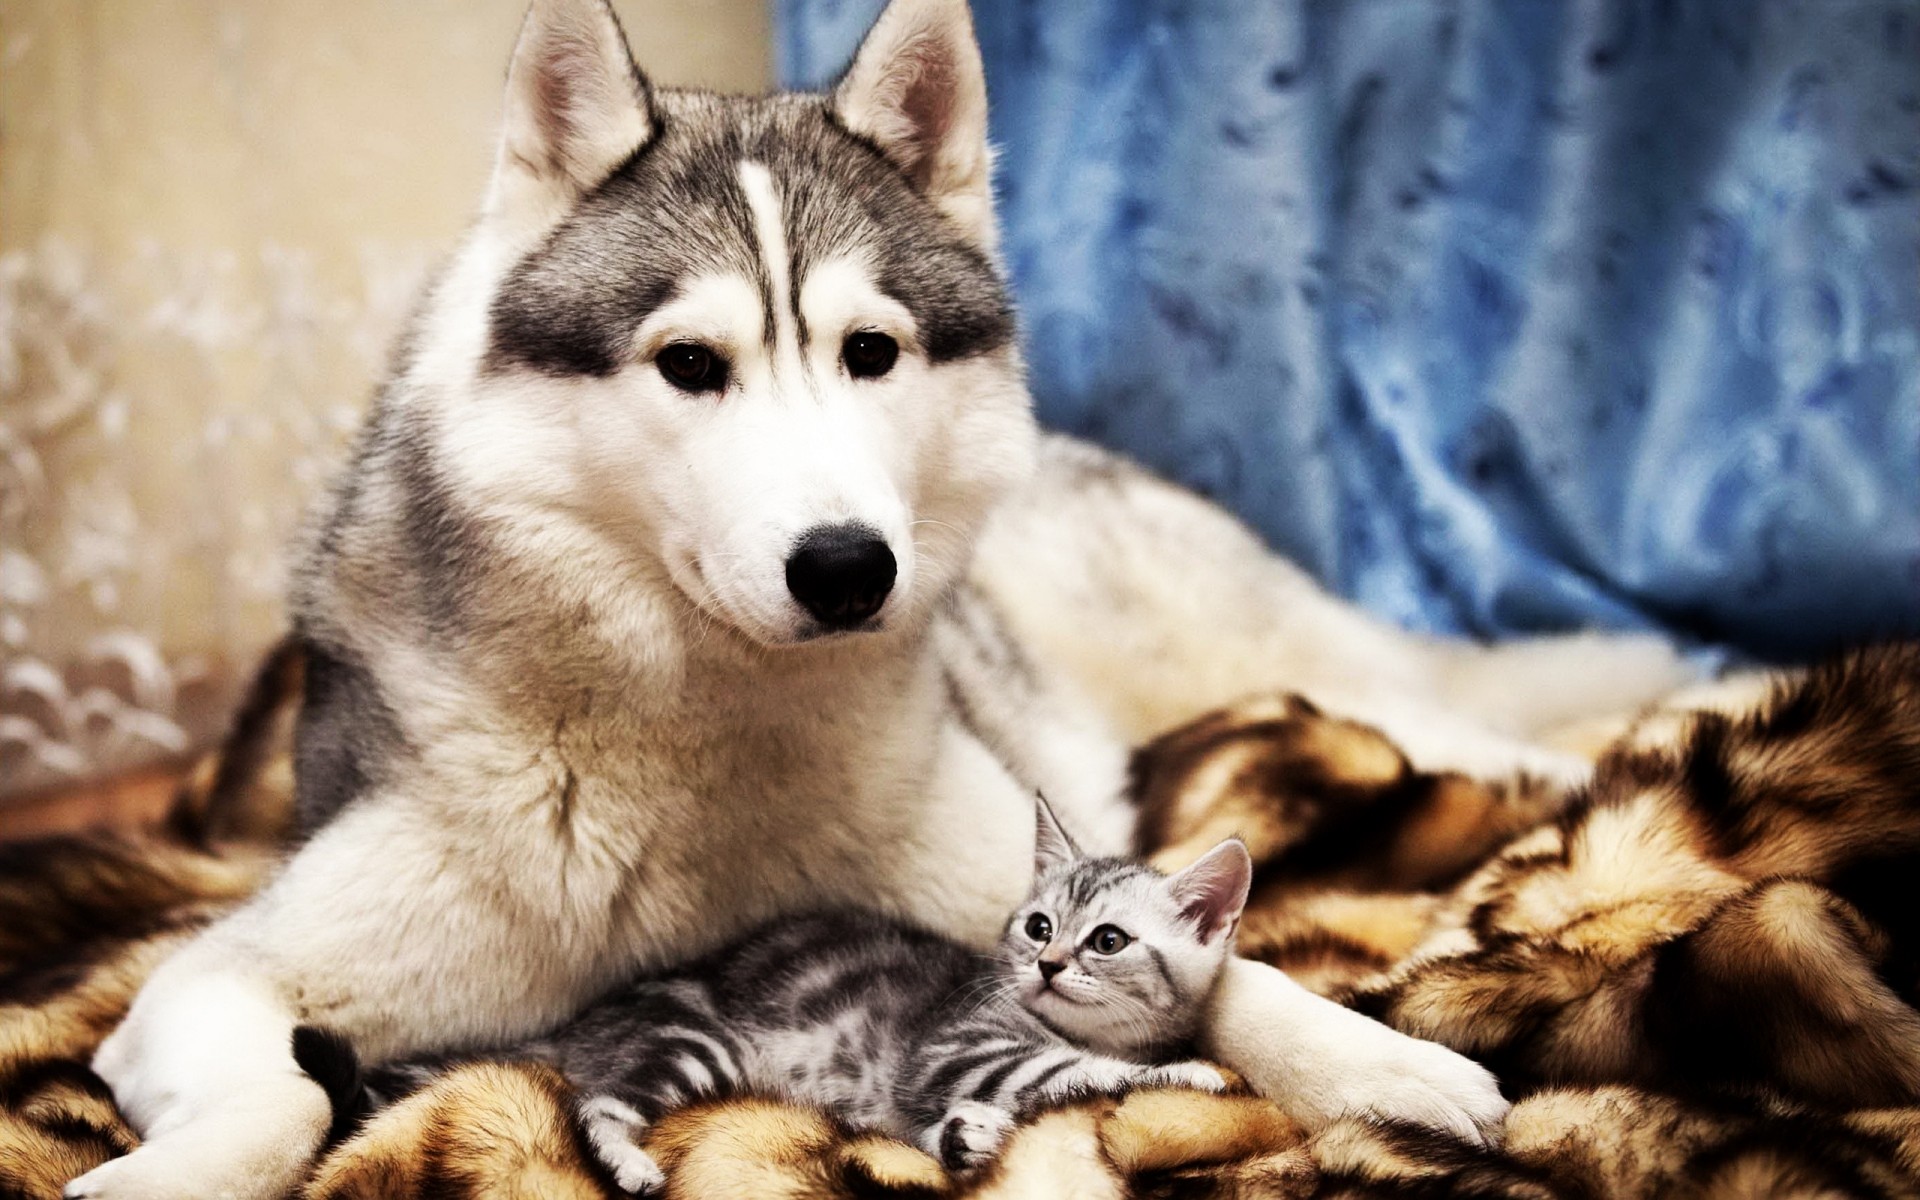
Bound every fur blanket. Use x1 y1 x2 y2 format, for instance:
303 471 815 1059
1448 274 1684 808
5 643 1920 1198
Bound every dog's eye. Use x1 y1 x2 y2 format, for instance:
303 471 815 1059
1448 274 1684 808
1088 925 1130 955
658 343 728 393
842 332 898 379
1024 913 1053 943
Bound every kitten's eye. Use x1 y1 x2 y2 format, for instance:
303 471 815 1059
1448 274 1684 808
842 331 899 379
1088 925 1130 955
1024 913 1053 943
658 343 729 393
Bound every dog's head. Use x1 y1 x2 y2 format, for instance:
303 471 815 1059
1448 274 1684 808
403 0 1035 649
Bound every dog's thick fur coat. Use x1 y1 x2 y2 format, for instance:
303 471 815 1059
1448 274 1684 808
7 643 1920 1197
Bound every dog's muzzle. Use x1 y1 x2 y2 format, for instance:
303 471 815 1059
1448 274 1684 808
785 523 896 629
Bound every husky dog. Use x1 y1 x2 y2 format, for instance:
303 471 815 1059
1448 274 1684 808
68 1 1693 1196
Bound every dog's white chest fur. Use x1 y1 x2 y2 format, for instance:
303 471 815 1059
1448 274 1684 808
258 634 1045 1058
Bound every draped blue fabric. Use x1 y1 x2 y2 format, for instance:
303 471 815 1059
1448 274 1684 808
779 1 1920 659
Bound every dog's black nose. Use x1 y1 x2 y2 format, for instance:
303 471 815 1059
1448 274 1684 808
1038 960 1066 982
785 524 896 628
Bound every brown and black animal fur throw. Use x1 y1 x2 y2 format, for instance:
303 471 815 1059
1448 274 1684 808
5 642 1920 1198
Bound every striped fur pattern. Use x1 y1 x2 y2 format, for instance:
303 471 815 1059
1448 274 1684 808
9 642 1920 1197
362 810 1250 1190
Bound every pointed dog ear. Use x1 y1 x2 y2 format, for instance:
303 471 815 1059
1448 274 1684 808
1167 839 1253 945
1033 795 1081 877
488 0 654 229
833 0 997 247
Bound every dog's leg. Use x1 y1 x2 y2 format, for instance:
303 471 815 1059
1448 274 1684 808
1199 957 1508 1144
68 793 615 1199
65 952 330 1200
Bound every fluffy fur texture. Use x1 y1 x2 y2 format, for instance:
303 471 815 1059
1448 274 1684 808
7 642 1920 1197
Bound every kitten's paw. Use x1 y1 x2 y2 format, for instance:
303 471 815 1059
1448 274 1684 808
602 1145 666 1196
933 1102 1016 1171
1146 1061 1229 1093
579 1094 665 1195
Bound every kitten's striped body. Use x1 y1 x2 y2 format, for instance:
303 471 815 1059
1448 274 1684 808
503 910 1215 1187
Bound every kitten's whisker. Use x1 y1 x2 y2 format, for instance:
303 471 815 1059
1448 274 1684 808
1092 990 1159 1054
963 978 1020 1020
944 973 1019 1022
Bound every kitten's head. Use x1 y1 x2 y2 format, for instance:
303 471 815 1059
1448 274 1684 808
998 798 1252 1056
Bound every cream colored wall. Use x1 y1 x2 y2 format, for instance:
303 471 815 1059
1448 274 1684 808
0 1 772 802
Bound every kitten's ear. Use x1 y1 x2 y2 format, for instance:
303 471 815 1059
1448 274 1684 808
1168 839 1253 944
488 0 655 230
1032 795 1081 876
832 0 996 247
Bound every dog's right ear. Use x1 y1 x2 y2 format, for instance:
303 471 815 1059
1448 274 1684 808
833 0 996 248
487 0 654 231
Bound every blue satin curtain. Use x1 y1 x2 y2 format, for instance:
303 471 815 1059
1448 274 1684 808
780 1 1920 659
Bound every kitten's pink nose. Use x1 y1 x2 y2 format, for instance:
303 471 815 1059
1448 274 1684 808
1038 960 1066 982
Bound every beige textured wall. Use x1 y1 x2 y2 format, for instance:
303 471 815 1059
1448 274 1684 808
0 1 772 802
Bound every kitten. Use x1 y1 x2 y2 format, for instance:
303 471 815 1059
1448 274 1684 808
357 799 1252 1193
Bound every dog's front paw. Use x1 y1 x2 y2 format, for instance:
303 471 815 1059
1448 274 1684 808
64 1128 298 1200
933 1101 1016 1171
1324 1027 1508 1145
1210 960 1509 1145
65 1077 330 1200
63 1153 141 1200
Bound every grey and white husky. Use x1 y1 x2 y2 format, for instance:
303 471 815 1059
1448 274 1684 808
69 1 1695 1196
359 801 1252 1192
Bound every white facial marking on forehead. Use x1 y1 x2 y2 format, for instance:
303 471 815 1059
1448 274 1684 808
737 161 800 365
801 257 916 348
635 274 764 356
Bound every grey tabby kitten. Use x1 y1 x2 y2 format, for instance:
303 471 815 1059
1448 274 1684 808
362 800 1252 1193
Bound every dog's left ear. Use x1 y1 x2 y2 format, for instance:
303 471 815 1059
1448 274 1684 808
488 0 655 231
834 0 996 248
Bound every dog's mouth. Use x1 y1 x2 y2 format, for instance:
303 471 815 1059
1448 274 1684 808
662 550 781 646
790 614 891 643
660 540 912 650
